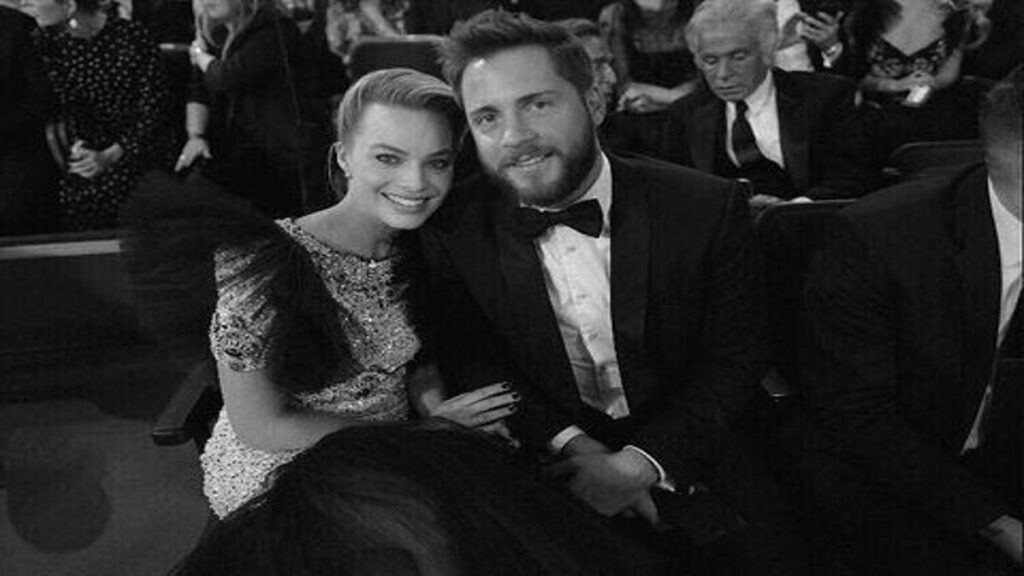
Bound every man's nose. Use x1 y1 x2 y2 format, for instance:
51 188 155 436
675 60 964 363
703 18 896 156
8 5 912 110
501 112 536 148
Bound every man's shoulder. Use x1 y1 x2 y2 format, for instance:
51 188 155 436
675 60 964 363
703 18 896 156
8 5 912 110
607 150 742 210
842 163 985 234
774 69 856 98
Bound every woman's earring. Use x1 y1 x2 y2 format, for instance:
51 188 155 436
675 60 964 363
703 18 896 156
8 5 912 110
68 17 79 29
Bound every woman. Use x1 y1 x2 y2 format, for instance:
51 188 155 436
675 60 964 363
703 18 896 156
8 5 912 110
176 421 676 575
843 0 991 162
21 0 176 231
598 0 699 114
163 68 518 519
178 0 327 216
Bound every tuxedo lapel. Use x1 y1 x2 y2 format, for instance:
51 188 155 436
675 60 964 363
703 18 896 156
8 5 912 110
492 198 580 400
775 72 811 192
690 96 722 174
949 166 1001 429
608 154 651 397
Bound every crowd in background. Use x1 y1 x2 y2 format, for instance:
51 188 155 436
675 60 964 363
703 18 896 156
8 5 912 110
0 0 1021 235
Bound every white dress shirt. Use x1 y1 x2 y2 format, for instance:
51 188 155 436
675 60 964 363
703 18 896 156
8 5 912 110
962 179 1022 452
725 71 786 169
531 153 672 488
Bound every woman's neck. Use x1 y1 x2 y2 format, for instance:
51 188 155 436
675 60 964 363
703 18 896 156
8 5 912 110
299 201 398 260
69 10 107 39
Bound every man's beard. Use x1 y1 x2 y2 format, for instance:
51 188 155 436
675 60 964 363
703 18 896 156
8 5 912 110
483 124 600 209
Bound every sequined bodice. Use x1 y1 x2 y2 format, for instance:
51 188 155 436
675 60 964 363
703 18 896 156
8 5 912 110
279 219 418 418
202 219 419 517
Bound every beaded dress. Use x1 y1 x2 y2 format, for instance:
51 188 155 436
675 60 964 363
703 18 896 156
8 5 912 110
201 218 418 518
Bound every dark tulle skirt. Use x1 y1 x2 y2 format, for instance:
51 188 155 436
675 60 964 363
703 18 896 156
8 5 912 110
175 420 679 576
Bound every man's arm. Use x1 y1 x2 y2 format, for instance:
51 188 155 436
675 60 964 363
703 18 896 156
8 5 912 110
0 18 54 141
802 214 1010 538
631 183 769 484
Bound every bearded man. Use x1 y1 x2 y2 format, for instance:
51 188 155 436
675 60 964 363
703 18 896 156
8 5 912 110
414 10 809 576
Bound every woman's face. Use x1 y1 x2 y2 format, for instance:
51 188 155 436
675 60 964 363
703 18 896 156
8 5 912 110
338 103 456 232
20 0 69 27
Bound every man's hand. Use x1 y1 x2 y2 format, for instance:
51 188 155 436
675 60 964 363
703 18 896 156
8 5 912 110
547 447 660 523
980 515 1023 566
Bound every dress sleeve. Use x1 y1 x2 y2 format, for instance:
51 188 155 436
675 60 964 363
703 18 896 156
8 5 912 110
209 245 278 372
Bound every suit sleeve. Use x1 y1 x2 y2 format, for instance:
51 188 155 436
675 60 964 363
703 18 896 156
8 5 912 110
203 22 288 95
655 102 694 166
801 214 1009 537
806 79 873 200
632 184 770 483
0 20 53 141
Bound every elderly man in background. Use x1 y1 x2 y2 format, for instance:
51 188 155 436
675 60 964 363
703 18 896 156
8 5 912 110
661 0 871 210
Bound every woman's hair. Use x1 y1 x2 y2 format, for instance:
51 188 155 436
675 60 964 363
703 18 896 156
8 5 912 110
334 68 466 149
69 0 106 15
194 0 282 55
684 0 778 59
623 0 694 29
439 9 595 102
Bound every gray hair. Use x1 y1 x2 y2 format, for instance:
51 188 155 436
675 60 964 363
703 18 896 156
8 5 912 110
685 0 779 59
335 68 466 148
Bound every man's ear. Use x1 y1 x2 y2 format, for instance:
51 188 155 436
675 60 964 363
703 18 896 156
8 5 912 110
584 84 607 127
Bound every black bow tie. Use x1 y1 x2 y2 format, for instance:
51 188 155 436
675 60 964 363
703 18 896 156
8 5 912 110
515 199 603 238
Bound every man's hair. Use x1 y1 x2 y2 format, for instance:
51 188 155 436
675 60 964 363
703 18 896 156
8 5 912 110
685 0 779 58
439 9 595 100
557 17 601 41
979 66 1023 148
335 68 466 148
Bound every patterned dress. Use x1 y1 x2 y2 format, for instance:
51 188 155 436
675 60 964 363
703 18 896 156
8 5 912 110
34 17 175 231
201 219 418 518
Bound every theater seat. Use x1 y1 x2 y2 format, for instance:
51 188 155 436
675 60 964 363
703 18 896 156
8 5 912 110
884 139 985 182
347 35 445 81
151 358 221 451
754 200 854 402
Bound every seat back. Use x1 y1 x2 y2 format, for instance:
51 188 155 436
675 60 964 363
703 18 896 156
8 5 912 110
886 139 985 182
755 200 854 397
347 35 445 81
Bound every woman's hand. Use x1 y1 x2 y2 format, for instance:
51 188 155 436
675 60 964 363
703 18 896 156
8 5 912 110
189 38 215 72
175 136 213 172
68 141 122 179
429 381 518 429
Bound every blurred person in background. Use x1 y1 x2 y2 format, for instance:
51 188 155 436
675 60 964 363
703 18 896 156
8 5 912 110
841 0 994 165
21 0 176 231
0 3 56 235
598 0 700 115
179 0 328 216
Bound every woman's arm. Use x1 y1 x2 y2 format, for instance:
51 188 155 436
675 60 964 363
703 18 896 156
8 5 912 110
175 102 213 171
859 71 916 94
219 363 358 452
930 47 962 91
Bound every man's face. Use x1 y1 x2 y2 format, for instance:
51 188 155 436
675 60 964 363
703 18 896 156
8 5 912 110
459 45 603 208
694 22 771 102
579 35 619 105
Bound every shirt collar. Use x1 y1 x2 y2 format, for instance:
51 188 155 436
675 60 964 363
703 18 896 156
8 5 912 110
988 177 1022 270
732 69 775 116
580 151 612 231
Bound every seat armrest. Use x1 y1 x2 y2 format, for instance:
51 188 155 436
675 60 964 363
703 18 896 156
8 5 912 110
152 359 220 447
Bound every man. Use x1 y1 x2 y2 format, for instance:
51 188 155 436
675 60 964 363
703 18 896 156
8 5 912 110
0 4 55 235
418 10 808 575
797 70 1023 575
661 0 870 210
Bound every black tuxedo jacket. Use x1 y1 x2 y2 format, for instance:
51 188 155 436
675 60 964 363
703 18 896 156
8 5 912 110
661 69 871 200
801 163 1013 537
416 151 769 487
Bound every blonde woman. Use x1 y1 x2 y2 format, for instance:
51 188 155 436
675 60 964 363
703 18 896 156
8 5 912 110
177 0 326 216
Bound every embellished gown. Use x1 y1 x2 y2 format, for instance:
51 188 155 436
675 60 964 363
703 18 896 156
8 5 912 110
201 219 418 518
